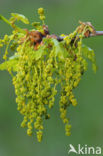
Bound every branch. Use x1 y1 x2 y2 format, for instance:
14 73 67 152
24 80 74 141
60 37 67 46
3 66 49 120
21 23 103 50
89 31 103 37
56 31 103 41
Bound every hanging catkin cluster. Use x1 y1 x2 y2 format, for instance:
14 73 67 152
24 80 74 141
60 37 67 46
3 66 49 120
0 8 96 142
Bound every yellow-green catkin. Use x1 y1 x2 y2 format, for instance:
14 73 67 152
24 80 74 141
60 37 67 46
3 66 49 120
38 8 45 24
0 8 97 142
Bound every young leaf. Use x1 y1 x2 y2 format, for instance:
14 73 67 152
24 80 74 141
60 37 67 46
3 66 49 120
81 45 97 72
51 38 68 59
10 13 29 24
0 56 19 72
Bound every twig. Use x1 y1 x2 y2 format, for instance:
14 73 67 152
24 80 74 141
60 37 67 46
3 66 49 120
56 31 103 42
89 31 103 37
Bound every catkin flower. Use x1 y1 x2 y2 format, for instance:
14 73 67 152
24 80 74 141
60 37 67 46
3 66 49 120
0 8 97 142
38 8 44 15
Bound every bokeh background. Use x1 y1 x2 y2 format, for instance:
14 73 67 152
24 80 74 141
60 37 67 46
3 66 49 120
0 0 103 156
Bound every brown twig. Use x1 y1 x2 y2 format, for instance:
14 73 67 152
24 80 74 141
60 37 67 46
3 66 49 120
23 24 103 50
89 31 103 37
56 31 103 41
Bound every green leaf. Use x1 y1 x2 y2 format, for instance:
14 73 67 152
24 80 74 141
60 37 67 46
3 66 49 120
9 54 20 60
81 45 97 72
10 13 29 24
32 46 47 60
0 55 19 72
82 45 94 57
0 14 26 33
51 38 68 59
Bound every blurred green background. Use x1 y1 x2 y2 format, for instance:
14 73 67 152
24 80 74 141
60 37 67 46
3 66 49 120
0 0 103 156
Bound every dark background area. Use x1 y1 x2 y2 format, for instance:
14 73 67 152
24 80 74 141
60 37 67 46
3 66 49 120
0 0 103 156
